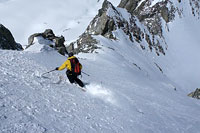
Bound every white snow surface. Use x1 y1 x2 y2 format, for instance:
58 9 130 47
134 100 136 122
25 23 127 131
1 0 200 133
150 0 164 7
1 39 200 132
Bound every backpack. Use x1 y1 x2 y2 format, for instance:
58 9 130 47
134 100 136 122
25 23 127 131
69 57 81 75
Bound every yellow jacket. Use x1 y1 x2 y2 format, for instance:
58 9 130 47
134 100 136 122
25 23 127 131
58 56 82 71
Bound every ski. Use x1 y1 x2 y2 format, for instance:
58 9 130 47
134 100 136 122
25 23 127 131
53 75 64 84
81 87 87 92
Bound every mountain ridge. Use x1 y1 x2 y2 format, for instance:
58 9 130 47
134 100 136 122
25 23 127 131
67 0 200 56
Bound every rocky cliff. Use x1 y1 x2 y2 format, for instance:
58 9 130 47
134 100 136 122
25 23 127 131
0 24 23 50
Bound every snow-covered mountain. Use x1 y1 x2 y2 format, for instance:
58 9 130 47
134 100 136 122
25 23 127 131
0 0 200 133
68 0 200 90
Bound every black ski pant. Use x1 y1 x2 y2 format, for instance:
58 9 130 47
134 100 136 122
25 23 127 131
66 72 84 87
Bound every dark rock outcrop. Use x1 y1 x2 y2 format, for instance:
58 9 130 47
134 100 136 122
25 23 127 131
118 0 176 22
85 0 117 37
0 24 23 50
188 88 200 99
119 0 176 35
67 33 99 54
27 29 67 55
118 0 140 14
190 0 200 18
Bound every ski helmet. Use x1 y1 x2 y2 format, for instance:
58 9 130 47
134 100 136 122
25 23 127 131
68 52 74 57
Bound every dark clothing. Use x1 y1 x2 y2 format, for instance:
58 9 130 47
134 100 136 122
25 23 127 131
57 55 84 88
66 71 84 87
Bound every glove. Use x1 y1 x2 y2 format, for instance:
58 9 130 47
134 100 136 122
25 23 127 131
66 70 72 75
55 67 59 70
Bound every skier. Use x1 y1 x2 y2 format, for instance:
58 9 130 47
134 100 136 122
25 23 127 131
55 52 84 87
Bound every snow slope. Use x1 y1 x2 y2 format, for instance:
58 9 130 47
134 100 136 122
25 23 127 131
154 0 200 91
1 36 200 132
1 0 200 132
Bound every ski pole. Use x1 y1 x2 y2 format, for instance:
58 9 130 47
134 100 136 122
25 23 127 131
41 69 56 76
82 71 90 76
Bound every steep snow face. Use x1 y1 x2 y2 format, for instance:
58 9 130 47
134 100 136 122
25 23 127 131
81 0 200 91
141 0 200 90
163 7 200 90
0 0 120 46
0 37 200 132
